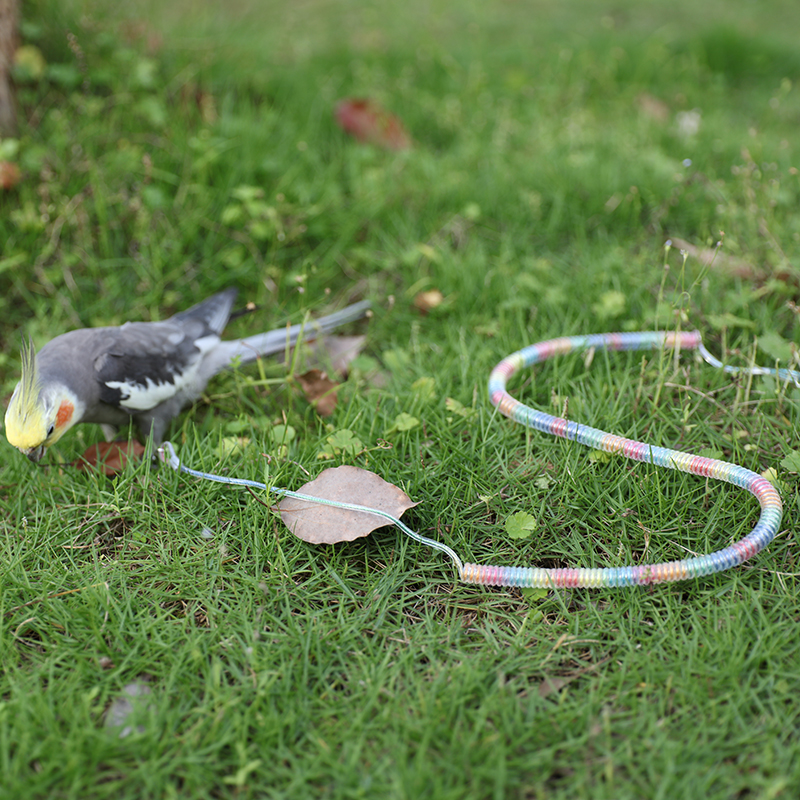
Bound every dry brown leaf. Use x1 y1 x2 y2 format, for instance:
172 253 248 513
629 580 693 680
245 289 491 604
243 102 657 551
538 674 574 698
281 334 367 376
74 441 147 475
319 335 367 375
636 92 669 123
296 369 339 416
0 162 21 190
538 657 611 698
278 465 419 544
414 289 444 313
119 20 164 54
669 237 759 279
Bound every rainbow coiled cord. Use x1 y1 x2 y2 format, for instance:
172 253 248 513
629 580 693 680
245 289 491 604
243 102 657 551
474 330 785 587
160 329 791 590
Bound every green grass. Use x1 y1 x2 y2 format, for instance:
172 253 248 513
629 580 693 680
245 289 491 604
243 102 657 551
2 0 800 797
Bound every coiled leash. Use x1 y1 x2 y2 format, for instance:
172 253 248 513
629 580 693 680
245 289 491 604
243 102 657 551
159 329 792 589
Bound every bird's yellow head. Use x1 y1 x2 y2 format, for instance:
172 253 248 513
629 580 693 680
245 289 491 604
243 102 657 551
4 339 78 462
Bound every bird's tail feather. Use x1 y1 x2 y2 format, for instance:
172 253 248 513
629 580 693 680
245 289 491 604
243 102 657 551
222 300 371 365
170 287 238 335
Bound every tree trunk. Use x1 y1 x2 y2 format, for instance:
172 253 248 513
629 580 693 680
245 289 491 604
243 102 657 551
0 0 19 136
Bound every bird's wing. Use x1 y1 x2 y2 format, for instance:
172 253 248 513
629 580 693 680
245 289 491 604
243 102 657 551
92 289 238 412
94 322 219 411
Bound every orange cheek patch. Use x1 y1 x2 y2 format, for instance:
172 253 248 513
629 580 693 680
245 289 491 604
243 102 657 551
56 400 74 429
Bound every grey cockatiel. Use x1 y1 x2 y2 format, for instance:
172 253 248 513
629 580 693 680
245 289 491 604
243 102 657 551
4 289 370 462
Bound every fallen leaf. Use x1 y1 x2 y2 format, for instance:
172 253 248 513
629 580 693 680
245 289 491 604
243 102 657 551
279 466 419 543
636 92 670 122
335 98 411 150
119 19 164 54
304 335 366 376
538 674 577 698
348 354 388 388
281 334 367 377
414 289 444 313
538 657 611 699
74 441 146 475
325 335 367 375
669 237 758 279
296 369 339 416
0 162 21 190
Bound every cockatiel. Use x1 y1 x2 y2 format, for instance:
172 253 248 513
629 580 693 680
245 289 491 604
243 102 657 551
4 289 370 462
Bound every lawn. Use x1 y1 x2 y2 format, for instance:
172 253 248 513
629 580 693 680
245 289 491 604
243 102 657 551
2 0 800 797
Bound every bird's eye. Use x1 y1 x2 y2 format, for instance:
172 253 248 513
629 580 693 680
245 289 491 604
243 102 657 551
47 425 55 437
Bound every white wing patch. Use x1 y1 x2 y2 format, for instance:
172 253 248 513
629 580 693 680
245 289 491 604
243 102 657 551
102 335 220 411
104 375 187 411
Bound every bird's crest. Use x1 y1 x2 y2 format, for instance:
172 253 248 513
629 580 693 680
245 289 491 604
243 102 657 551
4 338 45 449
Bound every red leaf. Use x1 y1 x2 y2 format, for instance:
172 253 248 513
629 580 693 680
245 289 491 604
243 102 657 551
335 98 411 151
74 441 147 475
0 162 21 190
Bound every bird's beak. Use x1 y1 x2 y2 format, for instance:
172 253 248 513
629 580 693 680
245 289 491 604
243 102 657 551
25 445 45 463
